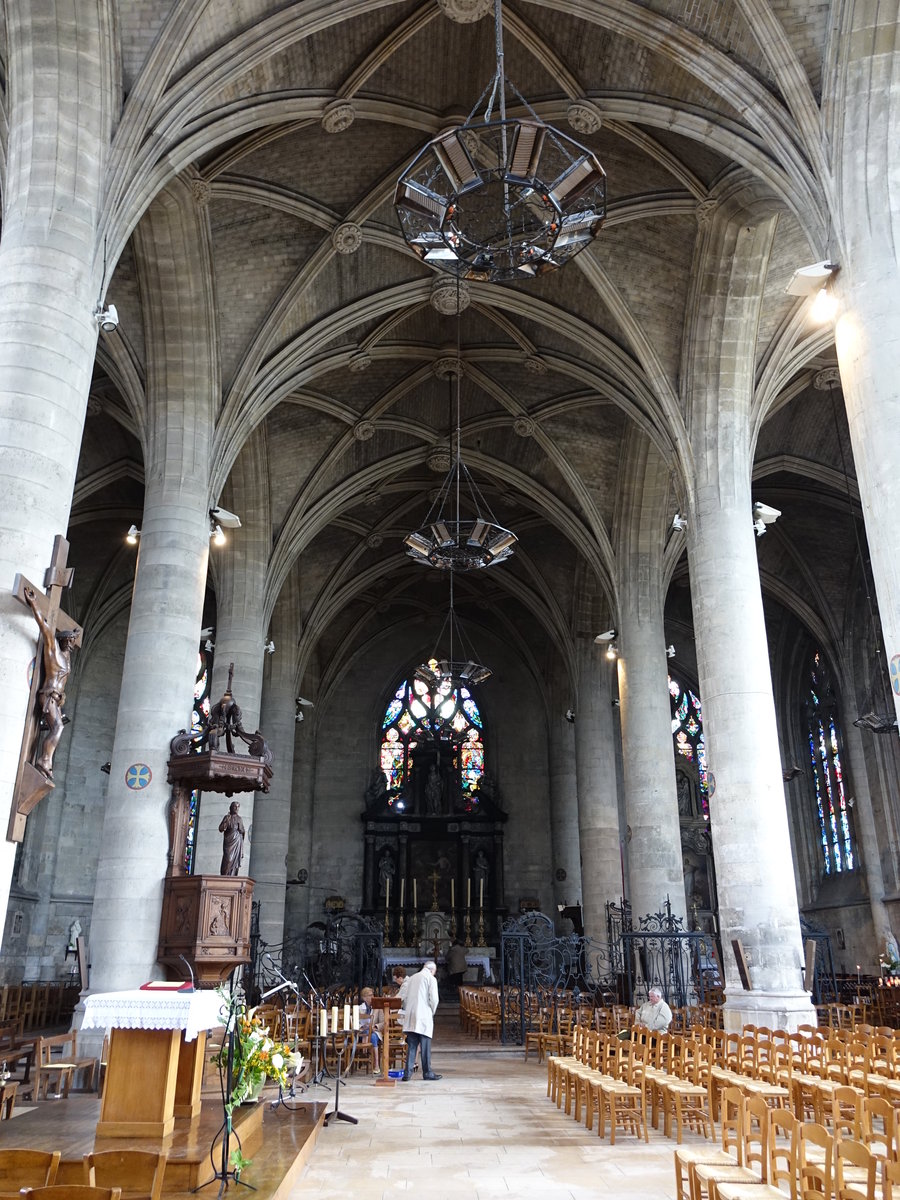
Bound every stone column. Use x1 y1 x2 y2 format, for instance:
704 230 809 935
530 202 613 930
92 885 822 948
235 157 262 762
574 641 623 940
683 186 813 1030
829 8 900 732
615 435 686 924
840 712 891 960
88 178 217 992
284 708 315 941
0 0 114 921
548 665 583 922
248 579 300 952
193 430 271 875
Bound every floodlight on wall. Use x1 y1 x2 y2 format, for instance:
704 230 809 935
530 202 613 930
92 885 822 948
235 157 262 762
752 501 781 537
211 523 226 546
672 513 687 532
94 303 119 332
210 505 242 530
810 285 838 323
594 628 617 643
606 643 618 661
393 0 606 282
125 524 140 545
264 640 275 655
666 645 676 658
786 260 839 323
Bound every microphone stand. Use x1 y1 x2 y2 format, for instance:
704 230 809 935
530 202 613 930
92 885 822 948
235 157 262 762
300 967 331 1088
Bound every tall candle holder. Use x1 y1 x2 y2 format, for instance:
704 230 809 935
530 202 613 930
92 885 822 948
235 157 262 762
397 909 407 947
464 909 472 948
477 905 486 947
449 908 457 941
383 907 390 944
412 905 418 952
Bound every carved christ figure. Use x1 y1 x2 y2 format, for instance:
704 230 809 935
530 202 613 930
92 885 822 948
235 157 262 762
24 586 78 779
219 801 246 875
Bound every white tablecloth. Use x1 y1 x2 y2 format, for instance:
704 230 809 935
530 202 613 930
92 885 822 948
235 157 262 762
82 988 226 1043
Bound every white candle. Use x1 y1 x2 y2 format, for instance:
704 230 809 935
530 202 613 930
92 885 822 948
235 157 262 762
352 1004 360 1031
451 878 455 908
467 877 471 908
320 1008 327 1037
480 877 483 908
331 1005 338 1031
343 1003 350 1031
386 876 390 910
413 878 417 909
400 878 405 908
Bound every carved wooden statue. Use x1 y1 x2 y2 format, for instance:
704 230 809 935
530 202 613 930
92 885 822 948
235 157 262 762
219 801 245 875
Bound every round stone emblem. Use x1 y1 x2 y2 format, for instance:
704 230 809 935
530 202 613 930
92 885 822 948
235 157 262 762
427 443 452 472
348 351 372 373
332 222 363 254
433 355 464 379
524 355 547 375
431 276 471 315
322 101 355 134
566 102 602 135
437 0 493 22
513 417 536 438
353 420 375 442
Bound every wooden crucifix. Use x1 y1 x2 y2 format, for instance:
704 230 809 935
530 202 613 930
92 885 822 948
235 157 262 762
9 535 83 842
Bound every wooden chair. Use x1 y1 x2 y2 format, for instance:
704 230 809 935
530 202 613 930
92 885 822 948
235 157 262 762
862 1093 898 1166
883 1159 900 1200
834 1138 877 1200
0 1148 61 1195
83 1149 168 1200
21 1190 121 1200
40 1031 98 1093
831 1085 866 1141
797 1122 833 1200
690 1094 770 1200
673 1084 742 1200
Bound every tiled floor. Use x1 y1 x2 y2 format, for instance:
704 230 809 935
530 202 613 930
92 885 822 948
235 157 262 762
295 1010 693 1198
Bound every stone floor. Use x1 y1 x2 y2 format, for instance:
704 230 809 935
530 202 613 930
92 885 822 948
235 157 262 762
294 1009 692 1199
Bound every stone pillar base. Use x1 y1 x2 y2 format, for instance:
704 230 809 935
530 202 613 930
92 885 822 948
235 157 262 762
721 988 816 1034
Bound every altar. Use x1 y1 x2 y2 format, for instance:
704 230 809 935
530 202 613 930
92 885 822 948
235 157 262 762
383 948 494 983
82 988 225 1137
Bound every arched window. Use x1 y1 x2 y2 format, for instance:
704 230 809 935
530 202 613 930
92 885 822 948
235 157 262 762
380 661 485 809
807 651 855 875
668 674 709 815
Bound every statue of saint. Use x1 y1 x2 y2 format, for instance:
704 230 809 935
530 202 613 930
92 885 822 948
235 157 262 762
425 764 443 814
365 769 388 809
219 801 246 875
378 848 395 896
24 586 78 779
473 850 489 889
66 918 82 957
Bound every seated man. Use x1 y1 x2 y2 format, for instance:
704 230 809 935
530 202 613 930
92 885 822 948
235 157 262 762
633 986 673 1032
358 987 384 1072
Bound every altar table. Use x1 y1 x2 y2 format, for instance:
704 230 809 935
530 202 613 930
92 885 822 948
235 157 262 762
82 988 225 1138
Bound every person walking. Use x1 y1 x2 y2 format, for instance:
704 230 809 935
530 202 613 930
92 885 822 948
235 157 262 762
400 960 441 1080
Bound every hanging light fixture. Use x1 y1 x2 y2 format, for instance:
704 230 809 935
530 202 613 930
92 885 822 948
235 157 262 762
394 0 606 282
404 280 517 569
415 572 492 693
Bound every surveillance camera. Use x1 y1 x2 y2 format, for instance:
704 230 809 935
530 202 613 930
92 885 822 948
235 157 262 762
666 645 675 658
594 629 617 643
210 505 242 530
752 501 781 524
672 513 687 532
95 303 119 333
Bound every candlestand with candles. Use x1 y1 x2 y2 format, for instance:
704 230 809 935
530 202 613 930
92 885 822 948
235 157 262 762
464 909 472 948
476 905 486 947
397 909 406 947
323 1007 358 1128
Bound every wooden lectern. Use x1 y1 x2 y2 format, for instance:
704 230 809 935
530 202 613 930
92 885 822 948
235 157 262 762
372 996 402 1088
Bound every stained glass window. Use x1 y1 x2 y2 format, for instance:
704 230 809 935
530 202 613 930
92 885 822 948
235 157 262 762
668 674 708 813
807 651 855 875
379 661 485 807
185 649 211 874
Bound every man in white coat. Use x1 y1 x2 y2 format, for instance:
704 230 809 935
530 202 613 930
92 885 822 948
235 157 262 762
399 960 442 1080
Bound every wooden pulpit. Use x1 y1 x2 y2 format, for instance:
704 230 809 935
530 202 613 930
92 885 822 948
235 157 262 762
372 996 402 1088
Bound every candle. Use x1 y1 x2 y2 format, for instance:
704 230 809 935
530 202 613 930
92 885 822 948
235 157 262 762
479 877 483 908
413 878 417 908
320 1008 327 1037
386 876 390 910
467 877 471 908
352 1004 360 1031
331 1005 338 1031
343 1003 350 1031
400 878 405 908
451 878 455 908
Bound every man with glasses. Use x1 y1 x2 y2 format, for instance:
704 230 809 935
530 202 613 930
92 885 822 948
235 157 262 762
400 960 442 1080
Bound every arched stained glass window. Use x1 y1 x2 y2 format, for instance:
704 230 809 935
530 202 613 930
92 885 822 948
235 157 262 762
807 651 855 875
380 661 484 809
668 674 709 814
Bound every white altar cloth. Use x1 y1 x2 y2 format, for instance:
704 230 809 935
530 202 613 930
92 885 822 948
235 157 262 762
82 988 225 1043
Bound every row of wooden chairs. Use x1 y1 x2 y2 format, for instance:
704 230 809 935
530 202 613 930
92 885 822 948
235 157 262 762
458 987 501 1040
0 1146 166 1199
0 983 80 1032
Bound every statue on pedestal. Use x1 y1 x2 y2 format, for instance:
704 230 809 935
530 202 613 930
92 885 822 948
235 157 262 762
219 801 245 875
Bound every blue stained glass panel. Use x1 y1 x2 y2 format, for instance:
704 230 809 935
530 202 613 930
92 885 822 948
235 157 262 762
383 698 403 728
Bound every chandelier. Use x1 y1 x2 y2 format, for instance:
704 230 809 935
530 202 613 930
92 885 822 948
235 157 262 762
414 573 492 696
404 455 516 570
394 0 606 282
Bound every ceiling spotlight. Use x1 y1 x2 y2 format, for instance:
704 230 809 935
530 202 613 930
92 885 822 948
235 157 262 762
810 285 838 323
204 639 215 652
210 505 242 530
94 303 119 332
564 708 575 724
753 519 767 538
785 260 838 297
295 711 304 723
666 645 675 658
125 524 140 545
606 644 618 661
201 627 214 639
296 697 314 708
752 501 781 528
264 640 275 655
594 628 617 643
672 513 687 532
211 524 226 546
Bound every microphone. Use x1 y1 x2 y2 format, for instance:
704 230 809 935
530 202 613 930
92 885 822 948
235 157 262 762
178 954 196 992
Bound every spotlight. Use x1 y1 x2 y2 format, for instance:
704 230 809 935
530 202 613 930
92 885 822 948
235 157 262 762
94 303 119 332
672 513 687 532
594 629 617 643
204 639 215 652
810 286 838 323
296 697 314 708
201 627 214 639
564 708 575 724
264 640 275 655
210 505 242 530
100 761 111 774
753 519 767 538
752 501 781 529
125 524 140 545
211 524 226 546
295 711 304 723
606 644 618 661
666 645 675 658
785 260 838 297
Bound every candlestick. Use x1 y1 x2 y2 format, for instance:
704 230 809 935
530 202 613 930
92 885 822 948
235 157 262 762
400 877 405 908
467 877 471 908
413 878 417 909
451 878 455 908
386 876 390 911
479 877 483 908
343 1003 350 1031
352 1004 360 1031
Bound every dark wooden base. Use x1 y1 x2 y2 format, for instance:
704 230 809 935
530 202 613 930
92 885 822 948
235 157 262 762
0 1092 326 1197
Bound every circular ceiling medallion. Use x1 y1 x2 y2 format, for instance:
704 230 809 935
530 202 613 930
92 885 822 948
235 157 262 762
322 101 355 134
513 417 536 437
353 420 375 441
524 355 547 375
348 351 372 373
437 0 493 22
430 276 471 315
332 222 363 254
427 443 453 472
566 102 602 135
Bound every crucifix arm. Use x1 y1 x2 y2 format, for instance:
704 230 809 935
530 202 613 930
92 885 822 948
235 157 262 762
24 587 54 651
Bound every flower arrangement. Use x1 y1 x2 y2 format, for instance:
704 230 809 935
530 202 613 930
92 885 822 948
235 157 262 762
213 1002 303 1114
